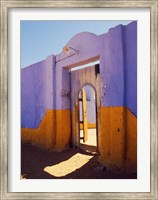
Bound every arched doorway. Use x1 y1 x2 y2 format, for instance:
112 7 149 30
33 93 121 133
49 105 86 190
78 84 98 152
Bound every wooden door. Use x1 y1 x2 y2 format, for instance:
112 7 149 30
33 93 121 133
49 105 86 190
71 64 100 147
81 88 88 142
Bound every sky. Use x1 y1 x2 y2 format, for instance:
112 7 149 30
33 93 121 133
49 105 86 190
21 20 132 68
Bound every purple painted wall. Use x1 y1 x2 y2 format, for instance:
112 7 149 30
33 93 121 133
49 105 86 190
21 55 55 128
124 22 137 116
61 68 71 109
101 25 125 107
101 21 137 116
21 21 137 128
55 32 103 111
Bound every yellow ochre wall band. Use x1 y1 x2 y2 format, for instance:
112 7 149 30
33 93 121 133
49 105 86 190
21 110 71 152
98 106 137 172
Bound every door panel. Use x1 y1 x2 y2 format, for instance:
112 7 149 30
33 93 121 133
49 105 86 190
81 88 88 142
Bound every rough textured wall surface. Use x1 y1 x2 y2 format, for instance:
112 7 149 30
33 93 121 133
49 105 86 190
101 22 137 117
21 55 55 128
21 110 70 151
21 54 71 151
99 107 137 171
124 22 137 116
98 21 137 171
101 24 125 107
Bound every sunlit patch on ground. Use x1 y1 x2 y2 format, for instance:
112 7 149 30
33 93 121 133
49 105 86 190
44 153 93 177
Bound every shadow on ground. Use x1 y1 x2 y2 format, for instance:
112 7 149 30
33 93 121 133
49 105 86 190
21 143 137 179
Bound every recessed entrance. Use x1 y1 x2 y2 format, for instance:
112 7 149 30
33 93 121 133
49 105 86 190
70 59 101 153
78 84 98 153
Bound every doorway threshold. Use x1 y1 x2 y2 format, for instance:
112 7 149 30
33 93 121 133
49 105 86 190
79 143 98 155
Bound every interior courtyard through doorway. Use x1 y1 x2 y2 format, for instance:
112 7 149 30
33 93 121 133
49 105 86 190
78 84 98 153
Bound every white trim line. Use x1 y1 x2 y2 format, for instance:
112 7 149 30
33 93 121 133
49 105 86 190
71 60 100 71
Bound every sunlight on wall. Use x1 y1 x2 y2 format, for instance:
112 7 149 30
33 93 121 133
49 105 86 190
44 153 93 177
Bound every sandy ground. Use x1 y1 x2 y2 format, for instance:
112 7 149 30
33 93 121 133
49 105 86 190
21 143 136 179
